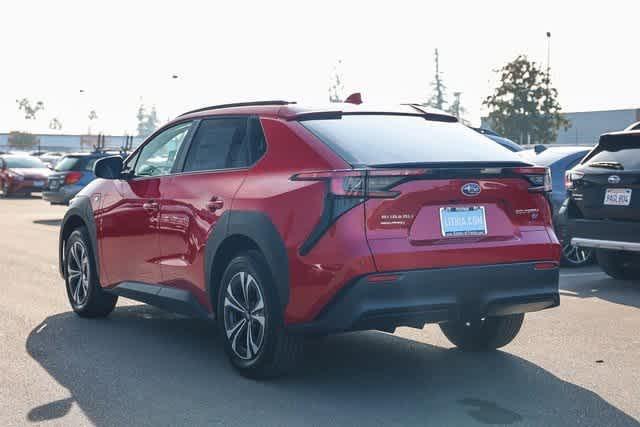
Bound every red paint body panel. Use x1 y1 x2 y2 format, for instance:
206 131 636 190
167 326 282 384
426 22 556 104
77 103 560 327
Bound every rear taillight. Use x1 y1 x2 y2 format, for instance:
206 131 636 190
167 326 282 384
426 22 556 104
292 168 428 198
292 168 427 255
64 172 83 185
565 170 583 189
513 167 552 192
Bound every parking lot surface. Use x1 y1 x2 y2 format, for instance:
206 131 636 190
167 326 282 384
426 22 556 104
1 197 639 426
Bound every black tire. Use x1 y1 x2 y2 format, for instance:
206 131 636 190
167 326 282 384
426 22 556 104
596 249 640 281
64 227 118 318
0 180 10 198
439 314 524 351
217 250 303 379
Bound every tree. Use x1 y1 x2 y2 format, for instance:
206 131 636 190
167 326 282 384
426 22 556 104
328 60 345 103
16 98 44 120
447 91 469 125
425 49 447 110
136 104 160 137
49 117 63 130
87 110 99 135
483 55 570 144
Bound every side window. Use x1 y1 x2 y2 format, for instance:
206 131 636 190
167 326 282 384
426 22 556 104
248 116 267 164
134 122 191 177
183 118 249 172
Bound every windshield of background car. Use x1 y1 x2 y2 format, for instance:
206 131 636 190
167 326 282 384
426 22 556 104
4 156 46 168
300 114 524 166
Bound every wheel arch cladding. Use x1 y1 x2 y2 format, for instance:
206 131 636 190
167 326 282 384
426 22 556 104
205 210 289 312
59 196 99 279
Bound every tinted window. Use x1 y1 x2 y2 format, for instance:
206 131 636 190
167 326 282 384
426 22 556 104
4 156 46 168
301 115 523 166
520 147 590 167
584 140 640 171
54 156 93 171
135 122 191 177
183 118 250 172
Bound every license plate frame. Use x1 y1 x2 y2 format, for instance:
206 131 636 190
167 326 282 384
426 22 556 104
604 188 632 206
439 206 487 237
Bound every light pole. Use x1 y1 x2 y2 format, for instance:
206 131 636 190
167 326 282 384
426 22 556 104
546 32 551 80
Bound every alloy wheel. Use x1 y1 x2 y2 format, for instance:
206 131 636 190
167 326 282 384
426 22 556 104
67 241 90 306
223 271 266 360
562 243 593 266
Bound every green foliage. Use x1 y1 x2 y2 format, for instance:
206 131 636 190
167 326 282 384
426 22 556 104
483 55 570 144
7 131 40 149
16 98 44 120
329 60 344 103
136 104 160 138
426 49 447 110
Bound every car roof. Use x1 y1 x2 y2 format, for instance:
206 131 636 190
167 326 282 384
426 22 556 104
175 101 456 123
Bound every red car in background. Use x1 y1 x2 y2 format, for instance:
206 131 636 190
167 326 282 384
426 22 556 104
0 155 51 197
58 101 561 378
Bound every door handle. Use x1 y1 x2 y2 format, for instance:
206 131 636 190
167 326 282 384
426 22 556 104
142 201 159 212
206 198 224 212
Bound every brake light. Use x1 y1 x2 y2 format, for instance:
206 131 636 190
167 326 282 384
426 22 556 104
291 168 429 198
292 168 428 255
513 167 552 192
565 170 583 189
64 171 83 185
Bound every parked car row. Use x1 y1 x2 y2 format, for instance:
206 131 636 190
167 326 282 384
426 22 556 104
0 151 125 203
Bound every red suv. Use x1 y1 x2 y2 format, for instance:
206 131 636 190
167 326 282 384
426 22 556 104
58 101 561 378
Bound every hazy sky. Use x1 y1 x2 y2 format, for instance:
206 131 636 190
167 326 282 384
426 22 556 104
1 0 638 135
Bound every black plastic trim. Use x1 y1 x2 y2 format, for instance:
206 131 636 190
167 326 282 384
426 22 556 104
204 210 289 311
287 261 560 335
105 281 210 318
178 100 294 117
59 195 99 279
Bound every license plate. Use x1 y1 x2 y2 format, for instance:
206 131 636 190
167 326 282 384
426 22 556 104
440 206 487 237
604 188 632 206
33 180 44 187
49 181 60 190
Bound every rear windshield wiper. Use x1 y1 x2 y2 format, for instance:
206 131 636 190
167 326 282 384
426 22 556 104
587 161 624 170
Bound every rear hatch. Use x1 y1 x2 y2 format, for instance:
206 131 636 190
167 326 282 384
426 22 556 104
567 132 640 221
48 155 95 190
300 113 559 271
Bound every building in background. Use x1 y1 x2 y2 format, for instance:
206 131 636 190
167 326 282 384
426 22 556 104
555 108 640 145
481 107 640 146
0 133 144 153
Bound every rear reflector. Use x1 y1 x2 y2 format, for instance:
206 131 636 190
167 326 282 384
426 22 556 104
367 274 402 283
534 262 559 271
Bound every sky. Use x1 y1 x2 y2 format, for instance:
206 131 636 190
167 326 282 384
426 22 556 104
1 0 639 135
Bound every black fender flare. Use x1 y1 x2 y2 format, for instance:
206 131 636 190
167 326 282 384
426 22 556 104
58 196 100 280
205 210 289 311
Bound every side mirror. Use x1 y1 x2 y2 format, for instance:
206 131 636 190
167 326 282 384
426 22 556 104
94 156 124 179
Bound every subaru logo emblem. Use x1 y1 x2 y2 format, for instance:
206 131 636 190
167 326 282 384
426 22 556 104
461 182 482 197
608 175 621 184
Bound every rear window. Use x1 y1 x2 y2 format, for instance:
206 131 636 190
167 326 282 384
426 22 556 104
54 156 99 172
584 138 640 171
4 156 45 168
300 115 523 166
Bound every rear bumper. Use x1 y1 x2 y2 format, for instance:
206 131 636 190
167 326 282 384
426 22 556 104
287 261 559 335
42 186 81 204
568 218 640 251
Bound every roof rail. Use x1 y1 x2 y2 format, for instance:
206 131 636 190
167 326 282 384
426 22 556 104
178 100 295 117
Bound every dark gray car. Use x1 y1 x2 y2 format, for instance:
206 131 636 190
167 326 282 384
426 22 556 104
520 146 593 266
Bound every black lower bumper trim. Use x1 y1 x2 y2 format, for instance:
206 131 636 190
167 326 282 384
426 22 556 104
287 261 559 335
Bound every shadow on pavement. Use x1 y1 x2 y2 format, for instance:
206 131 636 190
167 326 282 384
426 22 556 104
26 305 639 426
33 219 62 227
561 273 640 310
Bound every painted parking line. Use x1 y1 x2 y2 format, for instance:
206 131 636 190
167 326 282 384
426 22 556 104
560 271 606 278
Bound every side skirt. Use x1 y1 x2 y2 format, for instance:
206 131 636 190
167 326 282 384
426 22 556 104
105 282 212 319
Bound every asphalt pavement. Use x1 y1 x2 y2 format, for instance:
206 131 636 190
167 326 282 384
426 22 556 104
1 197 639 426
